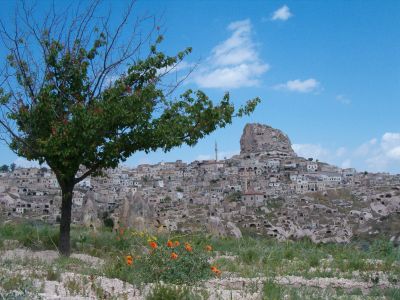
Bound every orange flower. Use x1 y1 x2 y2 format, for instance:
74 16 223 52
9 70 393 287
205 245 213 252
170 252 178 260
211 265 221 276
184 243 193 252
119 228 124 236
167 240 174 248
174 241 180 247
125 255 133 266
149 241 158 249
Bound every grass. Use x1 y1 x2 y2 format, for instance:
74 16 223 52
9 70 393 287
0 273 41 299
146 284 206 300
0 221 400 299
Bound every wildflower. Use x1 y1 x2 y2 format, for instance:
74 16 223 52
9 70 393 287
125 255 133 266
119 228 124 236
211 265 221 276
170 252 178 260
174 241 180 247
167 240 173 248
205 245 213 252
149 241 158 249
184 243 193 252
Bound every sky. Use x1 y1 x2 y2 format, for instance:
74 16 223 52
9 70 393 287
0 0 399 174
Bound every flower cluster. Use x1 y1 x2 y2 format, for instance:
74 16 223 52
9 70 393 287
210 265 222 276
121 233 222 283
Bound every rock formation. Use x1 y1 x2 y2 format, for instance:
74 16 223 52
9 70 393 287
206 217 243 239
240 123 296 156
82 191 101 228
118 189 153 231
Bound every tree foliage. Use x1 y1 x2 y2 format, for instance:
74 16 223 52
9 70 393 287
0 165 9 172
0 0 260 255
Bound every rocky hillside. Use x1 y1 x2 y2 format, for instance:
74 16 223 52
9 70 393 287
1 123 400 246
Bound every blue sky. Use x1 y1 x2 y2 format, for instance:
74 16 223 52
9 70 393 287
0 0 399 173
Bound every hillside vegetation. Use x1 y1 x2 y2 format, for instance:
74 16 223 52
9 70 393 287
0 222 399 299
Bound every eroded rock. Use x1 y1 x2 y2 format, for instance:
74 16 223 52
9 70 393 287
240 123 296 156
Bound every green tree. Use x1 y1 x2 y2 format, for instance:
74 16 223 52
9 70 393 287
10 163 16 172
0 164 9 172
0 1 260 256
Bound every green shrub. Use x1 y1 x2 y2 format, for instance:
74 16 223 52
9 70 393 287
263 280 283 300
103 218 114 229
135 246 211 284
103 231 216 285
146 284 203 300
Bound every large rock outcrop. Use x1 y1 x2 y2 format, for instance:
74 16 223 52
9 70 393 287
240 123 296 156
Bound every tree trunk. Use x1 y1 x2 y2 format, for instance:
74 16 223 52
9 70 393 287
59 183 74 256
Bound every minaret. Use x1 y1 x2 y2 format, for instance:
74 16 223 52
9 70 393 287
215 141 218 162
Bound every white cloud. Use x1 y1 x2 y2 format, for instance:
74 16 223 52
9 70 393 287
293 132 400 174
292 143 330 160
336 147 347 157
354 138 377 156
193 19 269 89
194 64 269 89
274 78 320 93
336 94 351 105
363 133 400 172
387 147 400 159
271 5 293 21
293 143 352 169
381 133 400 156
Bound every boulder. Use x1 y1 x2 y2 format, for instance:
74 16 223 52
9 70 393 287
207 216 226 237
227 221 242 239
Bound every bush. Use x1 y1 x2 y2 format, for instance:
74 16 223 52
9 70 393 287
104 231 217 285
134 243 211 284
103 217 114 229
146 284 203 300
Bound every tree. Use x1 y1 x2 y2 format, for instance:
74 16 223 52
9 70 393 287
10 163 16 172
0 1 260 256
0 164 9 172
